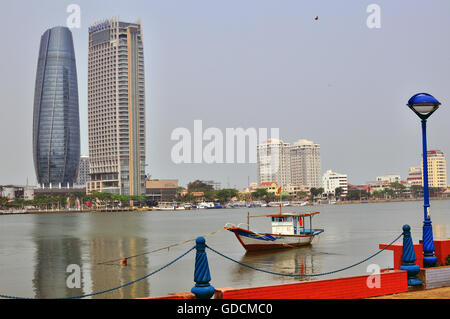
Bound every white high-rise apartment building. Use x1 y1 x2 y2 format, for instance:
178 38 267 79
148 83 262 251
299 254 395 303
257 139 291 186
257 138 321 188
290 139 321 188
87 18 146 195
322 169 348 195
422 150 447 188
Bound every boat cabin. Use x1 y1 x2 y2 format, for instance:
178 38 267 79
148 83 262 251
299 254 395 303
268 212 320 235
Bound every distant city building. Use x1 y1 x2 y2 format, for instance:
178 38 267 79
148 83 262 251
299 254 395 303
145 180 178 202
376 174 401 184
366 180 390 191
32 26 80 188
249 182 258 190
407 166 422 186
322 170 348 196
257 139 291 186
76 155 90 187
285 184 310 196
87 18 146 195
257 138 321 188
422 150 447 188
202 180 221 190
24 186 36 201
259 182 279 194
290 139 321 188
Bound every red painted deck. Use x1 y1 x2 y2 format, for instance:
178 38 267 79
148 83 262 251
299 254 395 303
214 270 407 299
379 239 450 269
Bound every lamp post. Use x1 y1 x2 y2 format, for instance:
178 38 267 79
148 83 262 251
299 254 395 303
407 93 441 267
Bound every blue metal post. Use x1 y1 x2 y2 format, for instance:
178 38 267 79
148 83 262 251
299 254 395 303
421 119 437 266
400 225 422 286
191 237 215 299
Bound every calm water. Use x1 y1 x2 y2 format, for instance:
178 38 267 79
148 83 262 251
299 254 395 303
0 201 449 299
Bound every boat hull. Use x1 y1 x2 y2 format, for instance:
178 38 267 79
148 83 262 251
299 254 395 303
225 227 320 251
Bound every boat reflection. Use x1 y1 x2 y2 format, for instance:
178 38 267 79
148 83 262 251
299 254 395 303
230 247 319 285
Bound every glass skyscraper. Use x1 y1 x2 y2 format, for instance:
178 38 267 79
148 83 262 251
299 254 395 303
33 26 80 188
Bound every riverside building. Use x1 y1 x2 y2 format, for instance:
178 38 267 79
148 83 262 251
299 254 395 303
422 150 447 188
87 18 146 195
257 138 321 188
322 169 348 196
376 174 401 184
407 166 422 186
257 139 291 187
32 26 80 188
290 139 321 188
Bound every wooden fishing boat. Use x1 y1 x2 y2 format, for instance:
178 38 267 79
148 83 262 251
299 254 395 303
225 211 324 251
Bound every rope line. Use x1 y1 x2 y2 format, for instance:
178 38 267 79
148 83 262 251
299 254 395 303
0 246 195 300
97 228 226 265
206 232 403 278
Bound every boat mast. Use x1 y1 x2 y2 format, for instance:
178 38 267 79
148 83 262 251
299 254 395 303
278 186 282 214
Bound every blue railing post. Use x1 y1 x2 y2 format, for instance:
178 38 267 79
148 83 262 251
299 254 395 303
400 225 422 286
191 237 215 299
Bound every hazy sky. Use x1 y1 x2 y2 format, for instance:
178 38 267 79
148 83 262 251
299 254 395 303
1 0 449 188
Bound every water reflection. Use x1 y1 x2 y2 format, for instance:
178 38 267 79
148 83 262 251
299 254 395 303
434 223 449 239
88 236 150 299
232 247 319 284
31 214 151 298
32 216 85 298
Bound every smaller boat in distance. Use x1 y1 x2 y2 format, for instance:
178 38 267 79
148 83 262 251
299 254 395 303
156 202 176 211
225 211 324 251
198 202 214 209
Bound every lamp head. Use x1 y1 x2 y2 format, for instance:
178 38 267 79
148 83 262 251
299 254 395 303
407 93 441 120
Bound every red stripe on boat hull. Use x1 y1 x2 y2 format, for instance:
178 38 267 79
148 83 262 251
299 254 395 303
242 243 312 251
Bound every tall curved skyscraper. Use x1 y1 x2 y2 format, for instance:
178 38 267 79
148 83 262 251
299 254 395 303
33 26 80 188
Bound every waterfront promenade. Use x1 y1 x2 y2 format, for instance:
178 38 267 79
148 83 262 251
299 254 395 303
372 286 450 299
1 196 450 215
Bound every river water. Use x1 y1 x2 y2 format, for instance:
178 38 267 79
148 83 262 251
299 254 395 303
0 201 449 299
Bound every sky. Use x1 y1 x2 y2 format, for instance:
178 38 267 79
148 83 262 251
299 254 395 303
0 0 449 188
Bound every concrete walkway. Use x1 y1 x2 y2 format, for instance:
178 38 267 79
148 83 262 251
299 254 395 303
372 286 450 299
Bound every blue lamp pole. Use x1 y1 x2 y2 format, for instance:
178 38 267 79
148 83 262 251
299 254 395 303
407 93 441 267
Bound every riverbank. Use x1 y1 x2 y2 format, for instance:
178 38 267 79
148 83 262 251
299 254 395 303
0 208 136 215
2 196 450 214
333 197 450 205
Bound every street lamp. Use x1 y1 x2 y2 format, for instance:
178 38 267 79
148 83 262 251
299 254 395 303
407 92 441 267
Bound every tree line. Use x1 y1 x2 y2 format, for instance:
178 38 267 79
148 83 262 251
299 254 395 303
0 191 147 210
